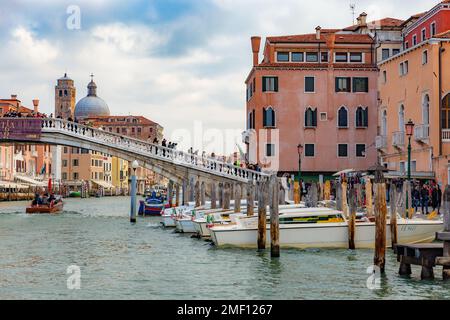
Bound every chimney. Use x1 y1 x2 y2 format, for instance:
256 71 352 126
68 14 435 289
32 99 39 113
359 12 367 25
315 26 322 40
11 94 17 100
251 36 261 67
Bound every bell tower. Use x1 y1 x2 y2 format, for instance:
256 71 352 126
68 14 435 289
55 73 76 119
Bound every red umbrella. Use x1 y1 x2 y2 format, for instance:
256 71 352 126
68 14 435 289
48 178 52 194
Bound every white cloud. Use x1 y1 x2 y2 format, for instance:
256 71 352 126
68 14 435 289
9 26 59 64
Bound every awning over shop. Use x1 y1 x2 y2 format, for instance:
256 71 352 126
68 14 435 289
91 180 115 189
14 175 46 187
384 171 435 180
0 181 30 189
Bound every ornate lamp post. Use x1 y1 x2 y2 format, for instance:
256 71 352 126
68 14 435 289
405 119 415 217
130 160 139 223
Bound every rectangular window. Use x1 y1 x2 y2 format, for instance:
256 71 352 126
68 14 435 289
392 49 400 56
405 41 409 50
305 52 318 62
350 52 362 62
304 77 315 93
356 144 366 157
382 49 390 61
305 144 315 157
116 128 120 134
292 52 304 62
422 50 428 65
73 159 79 166
399 161 405 173
335 52 348 62
62 160 68 167
421 28 426 42
266 144 275 157
62 172 67 180
404 61 408 74
73 172 79 180
338 144 348 157
320 112 327 121
412 35 417 46
352 77 369 93
335 77 351 92
277 52 289 62
383 70 387 83
81 148 89 154
262 76 278 92
431 22 436 37
63 147 68 154
320 52 328 62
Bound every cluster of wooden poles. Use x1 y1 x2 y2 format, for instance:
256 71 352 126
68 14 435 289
164 170 420 265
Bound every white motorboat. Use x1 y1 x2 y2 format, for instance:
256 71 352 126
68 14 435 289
193 203 310 237
209 209 444 249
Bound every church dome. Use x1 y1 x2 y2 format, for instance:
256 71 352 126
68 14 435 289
74 75 110 119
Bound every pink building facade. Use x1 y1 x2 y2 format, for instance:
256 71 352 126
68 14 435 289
244 29 378 180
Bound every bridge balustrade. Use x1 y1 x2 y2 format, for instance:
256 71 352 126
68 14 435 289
40 118 267 183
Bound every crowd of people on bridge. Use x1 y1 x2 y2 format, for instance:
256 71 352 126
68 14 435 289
2 110 49 118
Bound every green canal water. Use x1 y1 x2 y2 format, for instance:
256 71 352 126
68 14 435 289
0 196 449 300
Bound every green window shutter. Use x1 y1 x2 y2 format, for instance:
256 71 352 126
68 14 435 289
262 77 266 92
274 77 278 92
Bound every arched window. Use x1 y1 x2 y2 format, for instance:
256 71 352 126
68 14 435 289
64 89 68 96
422 94 430 125
443 93 450 129
398 104 405 132
248 110 255 129
59 90 62 97
355 106 368 127
305 107 317 127
263 107 276 127
381 110 387 136
337 106 348 128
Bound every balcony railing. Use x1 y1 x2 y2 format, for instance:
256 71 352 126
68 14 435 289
414 124 429 142
392 131 405 148
375 135 387 150
443 129 450 142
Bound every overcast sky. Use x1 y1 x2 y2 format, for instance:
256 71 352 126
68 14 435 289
0 0 440 154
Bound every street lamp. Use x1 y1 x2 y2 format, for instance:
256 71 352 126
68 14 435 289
130 160 139 223
405 119 415 218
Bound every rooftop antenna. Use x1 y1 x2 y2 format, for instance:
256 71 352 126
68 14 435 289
350 3 356 25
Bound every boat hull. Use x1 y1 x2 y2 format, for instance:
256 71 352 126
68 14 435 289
162 215 176 227
176 218 197 233
26 202 63 214
193 220 211 237
209 220 443 249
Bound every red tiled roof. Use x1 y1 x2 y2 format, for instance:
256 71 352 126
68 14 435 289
86 115 160 126
257 62 377 69
434 30 450 38
368 17 404 28
401 11 427 26
267 32 373 44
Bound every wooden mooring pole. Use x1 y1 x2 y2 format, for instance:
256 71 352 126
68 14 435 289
437 185 450 280
257 180 267 250
234 183 242 213
348 184 357 250
270 175 280 258
390 184 398 248
210 182 217 209
246 183 254 217
374 182 387 273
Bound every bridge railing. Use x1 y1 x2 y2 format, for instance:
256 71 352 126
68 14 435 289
40 118 268 183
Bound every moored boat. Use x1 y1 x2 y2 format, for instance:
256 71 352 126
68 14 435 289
209 210 444 249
